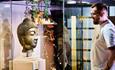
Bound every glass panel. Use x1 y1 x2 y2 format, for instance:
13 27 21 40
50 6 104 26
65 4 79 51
68 29 71 39
83 7 91 17
11 1 27 58
76 18 82 28
83 40 92 49
67 18 71 28
83 51 90 60
83 62 91 70
65 8 81 18
110 6 115 16
83 18 94 28
11 1 64 70
0 2 12 70
76 51 83 61
76 29 82 39
76 40 83 49
83 29 93 39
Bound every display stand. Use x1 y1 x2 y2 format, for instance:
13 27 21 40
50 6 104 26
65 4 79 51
9 56 46 70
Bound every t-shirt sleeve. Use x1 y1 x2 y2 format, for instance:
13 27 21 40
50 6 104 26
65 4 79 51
103 27 115 48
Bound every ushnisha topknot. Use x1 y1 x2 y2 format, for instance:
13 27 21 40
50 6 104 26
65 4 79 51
17 18 37 36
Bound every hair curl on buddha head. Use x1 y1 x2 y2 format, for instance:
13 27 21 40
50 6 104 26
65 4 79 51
17 18 37 50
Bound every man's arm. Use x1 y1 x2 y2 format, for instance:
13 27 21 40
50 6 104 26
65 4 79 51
104 46 115 70
102 25 115 70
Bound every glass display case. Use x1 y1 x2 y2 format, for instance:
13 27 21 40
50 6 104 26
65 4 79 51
0 0 65 70
0 1 12 70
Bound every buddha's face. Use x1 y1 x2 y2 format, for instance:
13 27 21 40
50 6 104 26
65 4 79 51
23 28 38 50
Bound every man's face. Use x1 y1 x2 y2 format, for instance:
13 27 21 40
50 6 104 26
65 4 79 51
91 7 101 25
23 28 38 49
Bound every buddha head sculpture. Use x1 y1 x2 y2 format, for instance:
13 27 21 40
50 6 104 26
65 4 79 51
17 18 38 53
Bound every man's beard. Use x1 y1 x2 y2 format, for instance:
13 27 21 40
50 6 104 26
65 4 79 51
93 21 99 25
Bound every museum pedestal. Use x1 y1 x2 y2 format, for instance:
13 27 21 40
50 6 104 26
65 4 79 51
9 57 46 70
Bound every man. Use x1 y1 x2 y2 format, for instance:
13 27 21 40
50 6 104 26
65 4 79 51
90 3 115 70
17 18 38 57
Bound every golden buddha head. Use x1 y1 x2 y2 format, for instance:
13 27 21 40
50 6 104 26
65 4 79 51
17 18 38 52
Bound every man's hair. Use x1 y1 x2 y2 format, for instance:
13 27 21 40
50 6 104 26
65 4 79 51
17 18 37 46
91 3 108 11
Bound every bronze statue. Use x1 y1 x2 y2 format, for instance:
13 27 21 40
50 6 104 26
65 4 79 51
17 18 38 55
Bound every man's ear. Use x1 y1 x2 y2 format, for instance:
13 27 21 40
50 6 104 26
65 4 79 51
100 9 107 17
100 11 104 17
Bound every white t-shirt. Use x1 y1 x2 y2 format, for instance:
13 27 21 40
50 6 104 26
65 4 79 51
91 20 115 70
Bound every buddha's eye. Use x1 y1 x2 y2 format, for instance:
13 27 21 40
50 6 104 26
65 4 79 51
30 31 35 35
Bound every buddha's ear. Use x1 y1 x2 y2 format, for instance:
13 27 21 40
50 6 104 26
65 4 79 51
20 36 25 47
20 37 27 52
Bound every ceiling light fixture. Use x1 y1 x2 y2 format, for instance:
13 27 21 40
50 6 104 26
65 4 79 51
67 0 76 4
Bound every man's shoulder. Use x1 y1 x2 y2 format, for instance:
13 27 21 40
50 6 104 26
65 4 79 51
102 20 115 30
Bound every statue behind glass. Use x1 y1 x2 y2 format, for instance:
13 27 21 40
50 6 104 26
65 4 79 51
17 18 38 57
9 18 45 70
